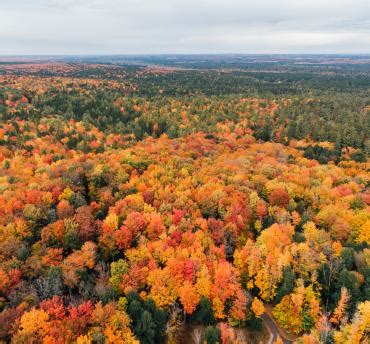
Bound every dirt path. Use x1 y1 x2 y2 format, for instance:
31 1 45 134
261 304 299 344
179 304 298 344
180 322 269 344
261 313 290 344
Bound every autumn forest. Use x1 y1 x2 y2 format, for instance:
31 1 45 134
0 55 369 344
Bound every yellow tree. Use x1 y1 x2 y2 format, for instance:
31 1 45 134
334 301 370 344
236 223 294 301
251 297 265 317
15 308 50 342
273 281 321 334
179 280 200 315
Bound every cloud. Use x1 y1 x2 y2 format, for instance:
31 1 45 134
0 0 369 54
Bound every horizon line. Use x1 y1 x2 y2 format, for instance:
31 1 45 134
1 53 370 57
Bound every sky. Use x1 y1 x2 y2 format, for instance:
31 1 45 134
0 0 370 55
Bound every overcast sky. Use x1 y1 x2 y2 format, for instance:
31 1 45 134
1 0 370 54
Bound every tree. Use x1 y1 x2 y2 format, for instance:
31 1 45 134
40 296 66 319
269 188 290 208
126 292 168 344
334 301 370 344
109 259 128 293
274 267 296 304
211 261 240 319
251 297 265 317
256 199 268 219
219 323 237 344
57 200 74 219
204 326 221 344
230 289 248 322
62 241 96 287
43 266 64 299
333 270 361 316
330 287 350 327
190 297 215 325
75 205 96 242
15 308 50 342
146 212 165 240
273 282 321 334
135 311 156 344
179 280 199 315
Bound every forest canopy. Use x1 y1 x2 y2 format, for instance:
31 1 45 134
0 55 369 344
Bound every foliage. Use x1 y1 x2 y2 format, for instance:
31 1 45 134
0 58 369 342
